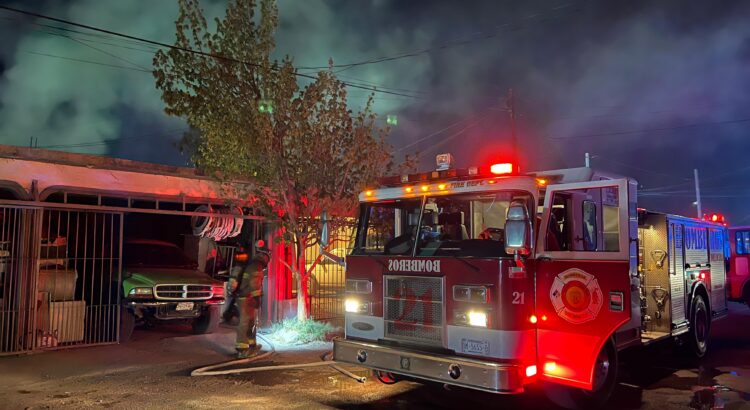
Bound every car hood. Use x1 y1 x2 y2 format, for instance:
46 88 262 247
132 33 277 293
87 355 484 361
123 268 220 287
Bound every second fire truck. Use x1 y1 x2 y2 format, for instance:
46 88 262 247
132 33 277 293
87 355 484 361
334 155 728 408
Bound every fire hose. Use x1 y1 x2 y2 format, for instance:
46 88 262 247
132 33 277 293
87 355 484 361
190 334 366 383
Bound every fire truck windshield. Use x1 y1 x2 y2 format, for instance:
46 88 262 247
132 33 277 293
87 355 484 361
353 191 532 258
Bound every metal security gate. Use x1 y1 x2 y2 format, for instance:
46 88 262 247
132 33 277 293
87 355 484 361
0 205 122 355
308 225 355 325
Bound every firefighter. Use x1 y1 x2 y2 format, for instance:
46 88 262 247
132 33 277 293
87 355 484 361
228 240 269 359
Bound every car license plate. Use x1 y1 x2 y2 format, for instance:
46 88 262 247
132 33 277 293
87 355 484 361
461 339 489 355
175 302 194 311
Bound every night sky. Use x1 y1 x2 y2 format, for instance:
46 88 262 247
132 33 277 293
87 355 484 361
0 0 748 222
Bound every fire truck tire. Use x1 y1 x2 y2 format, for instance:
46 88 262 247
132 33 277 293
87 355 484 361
120 306 136 343
192 305 221 334
687 295 709 358
373 370 400 385
543 339 618 410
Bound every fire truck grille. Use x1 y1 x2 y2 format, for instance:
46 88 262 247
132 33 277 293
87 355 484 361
155 284 212 300
384 275 444 346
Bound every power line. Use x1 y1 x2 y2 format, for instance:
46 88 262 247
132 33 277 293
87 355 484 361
0 5 423 99
296 2 579 71
39 128 189 149
19 49 152 72
550 117 750 140
394 106 497 153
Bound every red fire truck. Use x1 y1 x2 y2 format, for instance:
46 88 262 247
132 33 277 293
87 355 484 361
333 156 729 408
728 226 750 307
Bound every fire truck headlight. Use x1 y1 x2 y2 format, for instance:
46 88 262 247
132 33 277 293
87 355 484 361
452 285 489 303
346 279 373 294
468 311 488 327
345 298 371 314
454 310 488 327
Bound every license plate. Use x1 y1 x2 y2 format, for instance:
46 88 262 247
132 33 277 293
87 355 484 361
175 302 194 311
461 339 489 355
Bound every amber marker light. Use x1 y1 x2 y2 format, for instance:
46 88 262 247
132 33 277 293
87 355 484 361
438 183 447 190
537 178 547 186
365 190 374 197
405 187 413 193
420 185 429 192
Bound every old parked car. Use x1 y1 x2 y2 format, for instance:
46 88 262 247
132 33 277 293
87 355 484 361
120 239 225 341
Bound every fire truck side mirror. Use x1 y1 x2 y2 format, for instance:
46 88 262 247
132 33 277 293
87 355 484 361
505 202 531 256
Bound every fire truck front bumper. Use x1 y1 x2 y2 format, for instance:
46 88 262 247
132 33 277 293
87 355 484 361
333 338 526 394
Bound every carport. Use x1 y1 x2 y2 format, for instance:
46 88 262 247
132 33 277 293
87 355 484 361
0 145 297 355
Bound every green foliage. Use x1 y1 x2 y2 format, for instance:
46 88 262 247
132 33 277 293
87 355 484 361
267 318 335 345
154 0 402 319
153 0 394 244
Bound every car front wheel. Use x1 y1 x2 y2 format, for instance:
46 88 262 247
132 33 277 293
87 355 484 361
120 305 136 343
192 305 220 334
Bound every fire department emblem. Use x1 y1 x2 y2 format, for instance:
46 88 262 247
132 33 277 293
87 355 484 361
549 268 603 324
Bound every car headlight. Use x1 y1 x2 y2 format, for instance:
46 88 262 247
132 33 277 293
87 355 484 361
453 285 489 303
128 287 153 298
345 298 371 314
454 309 489 327
346 279 372 294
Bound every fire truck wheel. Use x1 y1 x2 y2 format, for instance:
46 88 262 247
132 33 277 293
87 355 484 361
543 339 618 409
192 305 221 334
687 295 709 358
373 370 400 385
120 306 136 343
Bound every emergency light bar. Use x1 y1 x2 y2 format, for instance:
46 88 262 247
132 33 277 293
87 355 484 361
378 157 519 187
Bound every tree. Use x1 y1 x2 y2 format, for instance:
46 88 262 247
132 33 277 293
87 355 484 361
153 0 403 320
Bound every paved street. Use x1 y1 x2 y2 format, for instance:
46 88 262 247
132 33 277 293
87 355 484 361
1 302 749 409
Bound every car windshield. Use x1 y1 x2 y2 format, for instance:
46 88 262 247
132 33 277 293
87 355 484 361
352 198 423 256
415 191 532 258
123 243 196 268
352 190 533 258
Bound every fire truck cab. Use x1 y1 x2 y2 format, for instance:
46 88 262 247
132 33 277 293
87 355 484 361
728 226 750 307
333 157 728 408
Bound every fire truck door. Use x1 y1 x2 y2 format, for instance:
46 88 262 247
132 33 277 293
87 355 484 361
534 178 633 390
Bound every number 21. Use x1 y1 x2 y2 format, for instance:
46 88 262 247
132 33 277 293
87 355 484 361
512 291 525 305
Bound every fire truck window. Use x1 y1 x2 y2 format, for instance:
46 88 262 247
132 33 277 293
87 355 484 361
582 201 598 251
415 191 531 258
354 199 422 255
547 186 621 253
737 231 750 255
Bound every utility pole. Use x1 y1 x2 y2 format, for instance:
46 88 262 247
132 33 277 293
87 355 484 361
694 168 702 219
585 152 591 168
506 89 518 167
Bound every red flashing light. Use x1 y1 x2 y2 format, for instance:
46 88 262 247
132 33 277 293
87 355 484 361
490 163 514 175
711 214 718 222
699 272 706 280
529 315 538 324
525 365 537 378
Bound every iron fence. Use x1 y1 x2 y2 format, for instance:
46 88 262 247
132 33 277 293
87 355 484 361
307 225 355 326
0 206 122 355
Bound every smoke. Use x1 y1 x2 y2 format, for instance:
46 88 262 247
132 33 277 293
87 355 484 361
0 0 749 218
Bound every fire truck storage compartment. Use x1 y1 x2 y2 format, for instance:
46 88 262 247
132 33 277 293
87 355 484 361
637 212 672 339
